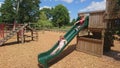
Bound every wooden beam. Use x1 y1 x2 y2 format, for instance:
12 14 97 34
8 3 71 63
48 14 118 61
31 30 33 41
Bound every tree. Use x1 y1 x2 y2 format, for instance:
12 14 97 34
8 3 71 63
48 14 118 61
0 0 15 23
70 18 76 25
0 0 40 23
40 8 52 20
16 0 40 23
36 11 53 29
39 11 47 20
52 4 70 28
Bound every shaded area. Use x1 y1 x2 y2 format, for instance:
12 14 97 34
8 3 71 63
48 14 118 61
0 40 33 47
104 50 120 61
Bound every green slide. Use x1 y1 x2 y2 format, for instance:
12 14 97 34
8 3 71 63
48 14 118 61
38 16 89 68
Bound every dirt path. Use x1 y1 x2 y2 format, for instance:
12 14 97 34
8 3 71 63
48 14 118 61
0 31 120 68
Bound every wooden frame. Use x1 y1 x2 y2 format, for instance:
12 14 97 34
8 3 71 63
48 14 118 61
76 36 103 57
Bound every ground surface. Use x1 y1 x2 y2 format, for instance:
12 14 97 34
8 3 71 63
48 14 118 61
0 31 120 68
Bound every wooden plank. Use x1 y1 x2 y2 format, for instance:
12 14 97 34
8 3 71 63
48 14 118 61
76 37 103 57
89 11 107 29
88 28 104 32
78 10 105 15
77 37 102 43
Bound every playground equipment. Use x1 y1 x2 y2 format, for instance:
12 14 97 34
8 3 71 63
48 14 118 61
76 0 120 57
25 25 38 41
38 0 120 67
76 11 106 57
0 23 38 46
38 16 89 68
0 24 5 39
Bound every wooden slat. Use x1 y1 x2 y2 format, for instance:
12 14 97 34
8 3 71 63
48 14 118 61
89 11 107 29
76 37 103 57
88 28 104 32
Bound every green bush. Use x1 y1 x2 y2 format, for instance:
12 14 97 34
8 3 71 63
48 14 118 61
36 20 53 29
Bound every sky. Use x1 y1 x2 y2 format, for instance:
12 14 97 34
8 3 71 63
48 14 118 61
0 0 106 20
40 0 106 20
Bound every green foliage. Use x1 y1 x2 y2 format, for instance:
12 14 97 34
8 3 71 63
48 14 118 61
68 16 80 26
40 8 52 20
69 18 76 25
0 0 15 23
76 16 81 21
117 0 120 6
0 16 2 23
39 12 47 20
36 11 53 29
36 20 53 29
0 0 40 23
52 4 70 28
17 0 40 23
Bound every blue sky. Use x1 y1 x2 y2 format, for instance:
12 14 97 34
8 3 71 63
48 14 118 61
40 0 106 20
0 0 106 20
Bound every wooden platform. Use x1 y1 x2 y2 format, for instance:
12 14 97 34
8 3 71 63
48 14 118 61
76 36 103 57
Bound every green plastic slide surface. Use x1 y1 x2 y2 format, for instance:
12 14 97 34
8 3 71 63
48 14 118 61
38 16 89 68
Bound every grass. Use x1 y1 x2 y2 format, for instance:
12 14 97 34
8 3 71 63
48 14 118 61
50 26 72 30
35 25 73 32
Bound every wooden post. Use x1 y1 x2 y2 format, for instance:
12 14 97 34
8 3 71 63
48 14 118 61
23 28 26 42
21 29 24 43
36 31 38 41
76 34 79 45
101 29 105 55
0 24 5 38
31 30 34 41
103 30 112 52
17 32 20 43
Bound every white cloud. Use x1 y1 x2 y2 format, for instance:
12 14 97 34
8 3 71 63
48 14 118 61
79 0 106 12
40 6 52 10
69 11 71 14
80 0 86 3
61 0 73 3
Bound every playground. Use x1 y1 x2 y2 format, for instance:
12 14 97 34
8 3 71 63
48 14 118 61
0 31 120 68
0 0 120 68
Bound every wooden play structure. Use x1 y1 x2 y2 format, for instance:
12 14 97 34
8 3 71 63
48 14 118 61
0 24 5 39
76 10 106 57
38 0 120 67
0 23 38 46
76 0 120 57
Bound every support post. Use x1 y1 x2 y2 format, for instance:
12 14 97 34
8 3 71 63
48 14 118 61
101 29 105 55
17 32 20 43
36 31 38 41
31 30 34 41
21 29 24 43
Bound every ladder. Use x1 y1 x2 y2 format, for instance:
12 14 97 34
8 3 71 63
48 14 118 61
0 24 28 46
26 26 38 41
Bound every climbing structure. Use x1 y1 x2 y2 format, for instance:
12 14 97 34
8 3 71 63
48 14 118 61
0 23 38 46
25 26 38 41
76 0 120 57
0 24 5 39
